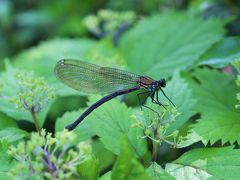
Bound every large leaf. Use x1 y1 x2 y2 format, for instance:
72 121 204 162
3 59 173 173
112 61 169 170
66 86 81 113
13 38 95 79
13 38 126 96
0 62 53 126
165 146 240 179
86 95 147 157
199 36 240 68
188 68 238 115
119 12 225 78
111 137 150 180
187 68 239 145
193 111 240 145
13 38 96 96
55 109 95 142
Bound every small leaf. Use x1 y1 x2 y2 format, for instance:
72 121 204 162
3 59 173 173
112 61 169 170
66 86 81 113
166 146 240 179
87 95 148 157
199 37 240 68
55 109 96 142
120 12 225 78
112 137 150 180
177 129 202 148
0 127 28 143
146 162 175 180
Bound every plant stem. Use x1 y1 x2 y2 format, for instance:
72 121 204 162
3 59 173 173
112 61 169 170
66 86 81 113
30 109 40 132
152 140 158 161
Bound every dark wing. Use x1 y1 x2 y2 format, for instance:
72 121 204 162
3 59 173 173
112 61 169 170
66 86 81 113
54 59 140 94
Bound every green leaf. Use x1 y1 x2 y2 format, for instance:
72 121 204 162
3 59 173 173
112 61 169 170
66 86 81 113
146 162 175 180
120 12 225 78
188 68 238 115
112 137 150 180
199 37 240 68
177 129 202 148
55 109 95 142
13 38 125 97
187 68 239 145
0 141 16 179
78 156 100 180
92 139 115 172
13 38 96 96
86 95 147 157
165 146 240 179
193 111 240 145
0 127 28 143
99 171 111 180
0 62 53 126
13 38 95 79
0 112 17 130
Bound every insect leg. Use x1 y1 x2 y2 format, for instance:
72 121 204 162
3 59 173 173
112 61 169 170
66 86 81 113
150 90 167 110
142 90 161 116
159 88 175 107
137 91 151 110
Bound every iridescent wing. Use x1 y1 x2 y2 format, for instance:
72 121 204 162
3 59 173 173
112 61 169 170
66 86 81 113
54 59 140 94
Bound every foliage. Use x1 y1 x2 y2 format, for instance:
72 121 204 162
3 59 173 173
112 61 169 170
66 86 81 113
119 12 225 77
0 62 55 129
9 71 55 113
86 95 147 157
232 59 240 108
111 137 150 180
83 9 136 44
166 146 240 179
199 37 240 68
0 1 240 179
7 129 92 179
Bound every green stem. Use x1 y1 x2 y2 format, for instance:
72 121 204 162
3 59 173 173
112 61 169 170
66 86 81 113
30 109 40 132
152 140 158 161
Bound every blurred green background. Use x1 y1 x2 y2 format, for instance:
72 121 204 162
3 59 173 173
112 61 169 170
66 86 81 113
1 0 239 61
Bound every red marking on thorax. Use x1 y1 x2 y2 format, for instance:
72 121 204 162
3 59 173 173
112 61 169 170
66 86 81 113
138 76 154 88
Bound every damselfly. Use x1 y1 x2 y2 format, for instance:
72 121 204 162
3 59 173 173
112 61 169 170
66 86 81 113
55 59 174 130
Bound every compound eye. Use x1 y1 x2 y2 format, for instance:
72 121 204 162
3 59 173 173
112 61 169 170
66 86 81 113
159 78 166 87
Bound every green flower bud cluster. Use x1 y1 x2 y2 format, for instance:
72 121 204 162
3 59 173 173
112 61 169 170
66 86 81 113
132 105 180 147
7 129 92 179
232 59 240 108
83 9 135 37
9 71 55 113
